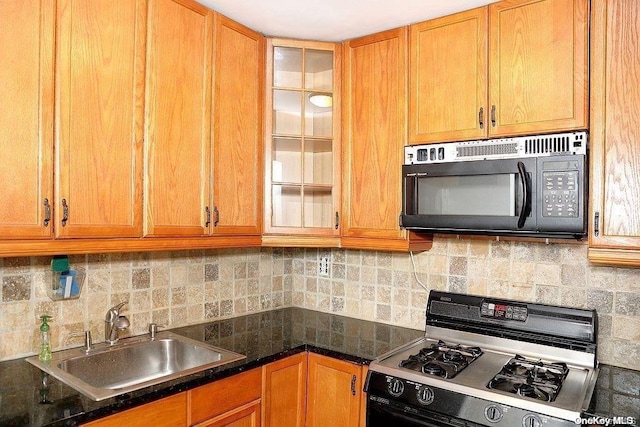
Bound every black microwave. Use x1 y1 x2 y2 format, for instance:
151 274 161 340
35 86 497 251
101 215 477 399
400 132 587 240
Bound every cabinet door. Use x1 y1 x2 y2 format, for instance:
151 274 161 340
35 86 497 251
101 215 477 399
0 0 54 239
82 392 187 426
342 29 409 248
194 400 261 427
55 0 146 238
307 353 362 427
262 353 307 427
145 0 213 237
409 7 488 143
211 14 264 236
264 39 342 241
488 0 588 137
589 0 640 265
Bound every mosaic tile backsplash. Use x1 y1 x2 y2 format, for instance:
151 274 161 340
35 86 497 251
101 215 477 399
0 239 639 370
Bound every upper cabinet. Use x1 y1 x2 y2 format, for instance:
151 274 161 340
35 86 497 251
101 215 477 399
589 0 640 266
409 8 488 144
144 0 213 237
211 14 264 236
409 0 588 144
263 39 342 244
55 0 146 238
0 0 54 239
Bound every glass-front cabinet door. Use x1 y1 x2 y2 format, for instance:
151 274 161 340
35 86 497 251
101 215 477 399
264 39 341 239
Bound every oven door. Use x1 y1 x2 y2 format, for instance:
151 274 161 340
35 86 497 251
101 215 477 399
367 397 484 427
401 157 536 234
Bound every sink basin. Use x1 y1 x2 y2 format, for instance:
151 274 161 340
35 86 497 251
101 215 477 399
26 331 245 401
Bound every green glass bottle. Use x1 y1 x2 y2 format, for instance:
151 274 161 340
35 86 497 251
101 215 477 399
38 315 52 362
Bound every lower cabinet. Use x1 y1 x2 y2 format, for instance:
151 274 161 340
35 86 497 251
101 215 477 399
262 352 307 427
189 368 262 425
81 352 366 427
306 353 364 427
82 393 188 426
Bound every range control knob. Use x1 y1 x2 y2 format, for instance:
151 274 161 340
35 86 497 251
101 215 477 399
387 378 404 397
484 405 503 423
416 385 434 405
523 414 543 427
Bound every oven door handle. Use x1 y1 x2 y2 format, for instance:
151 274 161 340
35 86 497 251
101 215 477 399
517 161 532 229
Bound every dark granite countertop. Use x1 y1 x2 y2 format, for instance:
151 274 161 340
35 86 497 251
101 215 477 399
0 308 637 426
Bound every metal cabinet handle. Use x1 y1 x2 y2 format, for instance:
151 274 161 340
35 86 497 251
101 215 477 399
478 107 484 129
61 199 69 227
213 206 220 227
334 212 339 230
350 375 356 396
43 198 51 227
594 212 600 237
491 104 496 127
205 206 211 227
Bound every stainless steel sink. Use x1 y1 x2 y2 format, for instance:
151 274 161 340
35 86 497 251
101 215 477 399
26 331 245 401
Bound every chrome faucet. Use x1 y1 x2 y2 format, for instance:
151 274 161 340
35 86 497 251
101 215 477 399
105 301 130 345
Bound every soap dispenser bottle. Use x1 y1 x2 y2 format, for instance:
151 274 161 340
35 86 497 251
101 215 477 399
38 315 52 362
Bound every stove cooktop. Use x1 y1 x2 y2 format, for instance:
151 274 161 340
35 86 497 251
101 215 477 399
371 334 596 421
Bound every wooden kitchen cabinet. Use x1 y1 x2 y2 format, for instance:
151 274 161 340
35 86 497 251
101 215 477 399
409 0 588 144
211 14 264 237
0 0 54 240
262 352 307 427
409 8 488 144
588 0 640 266
263 39 342 247
306 353 363 427
342 28 433 252
144 0 213 237
55 0 146 238
82 392 187 426
488 0 588 137
189 368 262 425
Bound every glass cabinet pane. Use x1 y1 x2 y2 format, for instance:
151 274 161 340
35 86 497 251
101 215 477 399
272 185 302 227
305 49 333 91
273 90 302 135
273 47 302 88
303 188 333 228
273 138 302 183
304 95 332 138
304 139 332 185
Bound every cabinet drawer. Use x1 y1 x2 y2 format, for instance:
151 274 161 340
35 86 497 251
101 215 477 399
189 368 262 424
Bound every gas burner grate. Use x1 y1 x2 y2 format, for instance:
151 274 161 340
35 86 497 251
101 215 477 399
487 354 569 402
398 340 484 379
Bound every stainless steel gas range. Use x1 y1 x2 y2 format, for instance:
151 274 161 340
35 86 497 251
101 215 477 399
365 291 599 427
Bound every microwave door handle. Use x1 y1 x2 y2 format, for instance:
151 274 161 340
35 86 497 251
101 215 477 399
517 161 532 228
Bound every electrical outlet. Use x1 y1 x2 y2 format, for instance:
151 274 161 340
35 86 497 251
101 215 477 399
319 256 330 276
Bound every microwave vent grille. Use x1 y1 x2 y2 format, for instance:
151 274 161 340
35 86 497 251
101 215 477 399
525 135 571 154
457 143 518 158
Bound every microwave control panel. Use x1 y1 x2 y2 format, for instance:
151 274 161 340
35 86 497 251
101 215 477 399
542 170 579 217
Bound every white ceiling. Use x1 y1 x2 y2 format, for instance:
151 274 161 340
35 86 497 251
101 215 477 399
198 0 499 42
